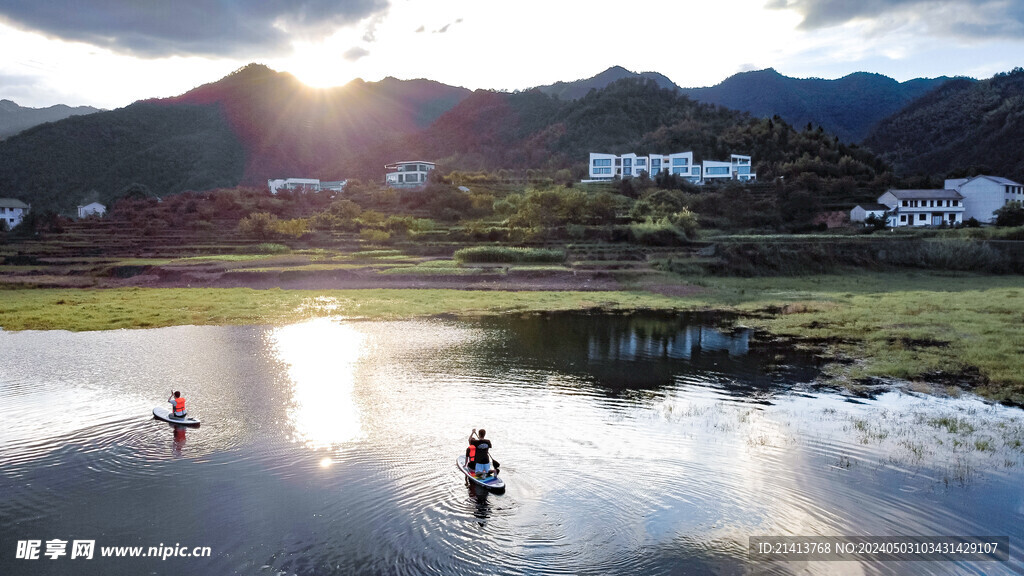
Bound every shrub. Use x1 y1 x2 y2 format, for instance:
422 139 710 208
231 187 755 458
253 243 290 254
628 219 689 246
359 229 391 244
453 246 565 264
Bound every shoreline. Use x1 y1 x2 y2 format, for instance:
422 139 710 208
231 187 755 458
1 271 1022 406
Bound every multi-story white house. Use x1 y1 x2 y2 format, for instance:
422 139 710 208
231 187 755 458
944 175 1024 223
878 189 965 227
704 155 756 182
0 198 29 228
587 151 750 183
385 161 435 187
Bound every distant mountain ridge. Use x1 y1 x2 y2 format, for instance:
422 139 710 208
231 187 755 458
0 63 1017 215
680 68 957 143
0 99 100 139
535 66 680 101
156 64 471 185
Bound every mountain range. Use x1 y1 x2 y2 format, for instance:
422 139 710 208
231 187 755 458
0 99 100 140
0 64 1020 214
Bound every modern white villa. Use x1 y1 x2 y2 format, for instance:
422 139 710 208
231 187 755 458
0 197 29 228
77 202 106 218
385 161 435 187
587 152 754 183
267 178 347 195
944 175 1024 223
877 189 965 227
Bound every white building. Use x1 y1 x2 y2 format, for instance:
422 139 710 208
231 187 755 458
850 203 888 223
77 202 106 218
878 189 965 227
268 178 322 194
589 152 700 182
0 198 29 228
703 155 755 182
944 175 1024 223
385 161 435 187
587 152 750 183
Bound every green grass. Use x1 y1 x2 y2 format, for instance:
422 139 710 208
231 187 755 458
683 272 1024 404
453 246 565 264
1 270 1022 404
0 288 686 332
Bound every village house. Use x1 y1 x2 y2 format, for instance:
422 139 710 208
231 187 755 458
385 161 435 187
944 175 1024 223
877 189 965 227
77 202 106 218
267 178 347 195
586 152 754 183
849 203 889 224
0 197 29 228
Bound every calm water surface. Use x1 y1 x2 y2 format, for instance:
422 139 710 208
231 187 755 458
0 312 1021 575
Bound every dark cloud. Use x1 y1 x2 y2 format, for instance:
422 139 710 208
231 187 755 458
0 0 391 58
767 0 1024 38
342 46 370 61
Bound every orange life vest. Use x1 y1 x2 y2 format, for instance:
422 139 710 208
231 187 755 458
467 444 476 464
174 397 186 415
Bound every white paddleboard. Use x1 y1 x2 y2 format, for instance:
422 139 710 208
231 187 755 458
457 455 505 491
153 406 200 426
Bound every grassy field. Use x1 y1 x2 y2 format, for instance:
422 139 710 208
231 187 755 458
1 271 1022 404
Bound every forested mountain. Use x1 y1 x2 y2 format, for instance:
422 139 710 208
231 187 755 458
0 64 471 213
863 68 1024 183
0 99 100 139
681 69 954 143
0 102 245 212
535 66 680 101
158 64 471 185
407 78 891 200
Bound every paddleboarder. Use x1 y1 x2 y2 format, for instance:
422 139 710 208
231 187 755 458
468 428 493 477
168 390 187 418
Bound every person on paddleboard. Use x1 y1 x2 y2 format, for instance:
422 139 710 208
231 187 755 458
168 390 187 418
468 428 493 476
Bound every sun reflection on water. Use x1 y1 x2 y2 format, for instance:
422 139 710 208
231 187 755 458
270 318 367 449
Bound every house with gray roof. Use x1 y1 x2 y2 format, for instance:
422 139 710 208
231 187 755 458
0 197 29 228
850 203 889 224
944 175 1024 223
878 189 964 227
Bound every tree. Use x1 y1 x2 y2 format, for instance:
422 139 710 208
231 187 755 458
994 202 1024 227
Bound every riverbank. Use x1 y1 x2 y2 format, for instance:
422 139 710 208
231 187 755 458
1 271 1021 405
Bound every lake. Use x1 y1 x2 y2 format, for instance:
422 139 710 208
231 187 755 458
1 312 1021 575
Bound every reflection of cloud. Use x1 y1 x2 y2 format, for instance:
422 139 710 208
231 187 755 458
767 0 1024 39
343 46 371 62
0 0 390 58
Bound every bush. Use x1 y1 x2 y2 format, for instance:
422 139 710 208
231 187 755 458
359 229 391 244
253 243 290 254
453 246 565 264
628 219 689 246
994 203 1024 227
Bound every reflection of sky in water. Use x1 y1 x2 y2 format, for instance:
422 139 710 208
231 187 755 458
270 318 365 449
0 316 1021 576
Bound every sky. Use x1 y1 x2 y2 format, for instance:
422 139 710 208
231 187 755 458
0 0 1022 109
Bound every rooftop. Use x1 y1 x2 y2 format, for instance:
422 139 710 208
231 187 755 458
0 198 29 209
884 189 964 200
